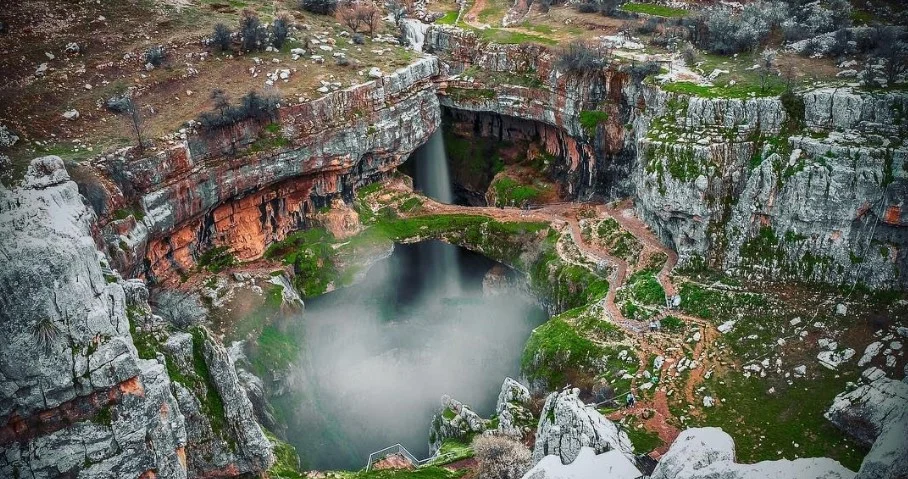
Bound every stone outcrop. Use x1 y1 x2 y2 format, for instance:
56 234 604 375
429 394 486 455
651 427 855 479
523 447 641 479
532 388 634 465
630 85 907 288
0 157 273 478
495 377 534 436
426 27 907 288
825 367 908 479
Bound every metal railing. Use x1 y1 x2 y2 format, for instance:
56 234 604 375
365 444 458 471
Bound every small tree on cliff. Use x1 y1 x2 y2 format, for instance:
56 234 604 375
118 97 146 151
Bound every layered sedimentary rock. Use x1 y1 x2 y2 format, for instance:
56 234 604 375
532 388 635 465
89 57 440 281
629 84 907 288
651 427 854 479
0 157 273 478
826 367 908 479
426 27 633 199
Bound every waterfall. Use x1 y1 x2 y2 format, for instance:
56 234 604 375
414 130 461 294
401 19 429 52
415 130 454 204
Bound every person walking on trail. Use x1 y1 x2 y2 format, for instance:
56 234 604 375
626 392 636 408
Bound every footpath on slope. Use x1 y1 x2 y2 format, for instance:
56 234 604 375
376 183 721 460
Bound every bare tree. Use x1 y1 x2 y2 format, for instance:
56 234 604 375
388 0 407 27
120 98 146 151
337 3 362 32
759 48 777 93
359 3 382 35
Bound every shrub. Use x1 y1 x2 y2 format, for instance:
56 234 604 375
240 10 266 52
212 23 232 51
335 56 350 66
352 32 365 45
197 90 280 131
626 60 661 83
681 45 697 66
556 41 610 76
144 46 165 66
637 17 662 35
299 0 337 15
576 1 599 14
472 435 531 479
271 15 291 49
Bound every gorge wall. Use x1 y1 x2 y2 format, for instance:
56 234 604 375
69 26 907 290
0 157 273 478
1 23 906 479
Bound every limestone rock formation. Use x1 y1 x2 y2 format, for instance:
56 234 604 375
531 388 635 465
91 57 442 281
0 157 274 478
826 367 908 479
429 395 486 454
523 447 641 479
0 157 188 478
650 428 736 479
651 427 854 479
495 377 533 436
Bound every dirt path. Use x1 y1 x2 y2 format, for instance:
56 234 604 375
384 186 720 456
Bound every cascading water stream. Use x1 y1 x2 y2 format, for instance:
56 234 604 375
413 130 461 295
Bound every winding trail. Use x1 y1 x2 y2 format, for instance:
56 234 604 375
377 183 722 458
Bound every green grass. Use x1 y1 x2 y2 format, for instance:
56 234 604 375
522 316 605 389
265 429 305 479
662 80 786 99
190 328 229 439
624 270 665 306
625 427 663 454
679 282 766 321
690 368 867 470
490 176 548 206
429 439 474 466
660 315 685 332
621 2 689 17
579 110 609 135
198 246 238 273
251 325 301 378
342 467 466 479
436 10 459 25
265 228 338 296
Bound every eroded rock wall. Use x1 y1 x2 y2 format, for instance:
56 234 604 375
629 84 907 288
0 157 273 478
91 58 441 282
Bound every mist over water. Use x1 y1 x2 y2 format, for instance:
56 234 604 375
280 243 547 470
276 132 546 470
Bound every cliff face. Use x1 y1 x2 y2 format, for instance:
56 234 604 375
427 28 907 288
630 84 907 287
426 27 634 200
92 57 440 282
71 27 905 288
0 157 273 478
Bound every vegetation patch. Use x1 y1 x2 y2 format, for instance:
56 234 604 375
625 426 664 453
265 429 305 479
522 315 605 390
579 110 609 135
621 2 688 17
265 228 337 296
198 245 238 273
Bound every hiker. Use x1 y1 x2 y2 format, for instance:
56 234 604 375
649 320 657 332
626 392 636 408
